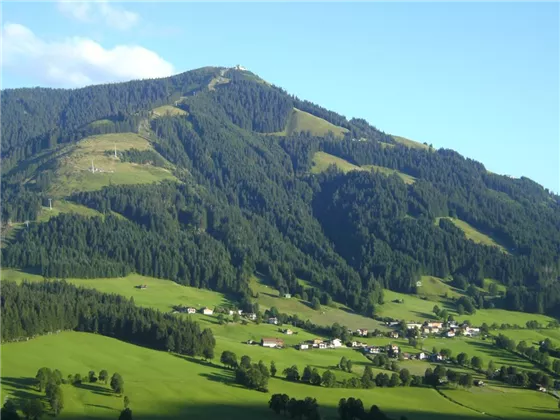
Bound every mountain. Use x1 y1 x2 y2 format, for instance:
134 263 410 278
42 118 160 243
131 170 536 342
2 65 559 316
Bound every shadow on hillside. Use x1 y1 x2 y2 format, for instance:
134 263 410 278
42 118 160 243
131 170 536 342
74 381 115 397
515 406 558 415
412 310 437 320
84 403 118 411
2 376 36 391
17 400 551 420
467 341 530 369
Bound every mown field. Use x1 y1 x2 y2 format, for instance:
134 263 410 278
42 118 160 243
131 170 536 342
272 108 349 138
5 331 547 420
436 217 508 252
47 133 176 197
391 135 430 150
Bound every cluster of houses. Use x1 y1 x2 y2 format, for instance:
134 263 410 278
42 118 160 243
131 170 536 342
403 320 480 338
172 305 258 320
296 338 343 350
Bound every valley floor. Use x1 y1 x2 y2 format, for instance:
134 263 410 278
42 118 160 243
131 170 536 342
3 332 558 420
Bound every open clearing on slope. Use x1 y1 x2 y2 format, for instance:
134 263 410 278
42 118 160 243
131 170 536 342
311 151 362 174
36 199 103 222
151 105 187 117
272 108 349 138
48 133 176 196
391 135 430 150
310 151 416 184
362 165 417 184
381 288 555 327
437 217 507 252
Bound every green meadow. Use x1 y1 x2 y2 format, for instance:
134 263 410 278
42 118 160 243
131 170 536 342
47 133 176 197
436 217 507 252
272 108 349 138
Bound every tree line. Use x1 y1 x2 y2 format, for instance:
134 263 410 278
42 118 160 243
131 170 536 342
1 281 215 359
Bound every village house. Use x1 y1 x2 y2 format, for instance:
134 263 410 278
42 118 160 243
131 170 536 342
351 341 367 348
426 321 443 329
202 307 214 315
136 284 148 290
446 330 456 338
406 323 423 330
261 338 284 348
474 380 485 387
330 338 343 348
422 327 431 334
268 317 278 325
318 342 328 349
417 352 427 360
245 313 257 321
365 346 381 354
311 338 323 347
186 307 196 314
390 331 399 339
356 328 368 337
429 353 445 362
463 327 480 337
283 329 293 335
298 343 309 350
402 352 411 360
283 293 292 299
228 309 235 316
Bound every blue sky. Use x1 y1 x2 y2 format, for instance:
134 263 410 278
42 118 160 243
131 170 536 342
2 2 559 192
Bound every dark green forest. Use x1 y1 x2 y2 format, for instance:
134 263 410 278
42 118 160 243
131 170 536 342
1 281 215 357
2 66 559 316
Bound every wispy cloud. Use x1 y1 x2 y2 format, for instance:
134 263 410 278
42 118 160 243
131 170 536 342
2 23 175 87
57 1 139 31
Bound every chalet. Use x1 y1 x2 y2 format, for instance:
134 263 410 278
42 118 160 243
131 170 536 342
474 380 485 387
422 327 431 334
351 341 367 348
402 352 411 360
283 329 293 335
406 323 423 330
311 338 323 347
202 307 214 315
446 330 456 338
318 342 328 349
463 327 480 337
283 293 292 299
298 343 309 350
228 310 235 316
429 353 445 362
268 317 278 325
390 331 399 339
261 338 284 348
246 313 257 321
417 352 427 360
356 329 368 337
186 307 196 314
136 284 148 290
431 327 441 334
386 321 400 327
330 338 343 348
426 321 443 329
364 346 381 354
416 280 422 287
538 386 547 392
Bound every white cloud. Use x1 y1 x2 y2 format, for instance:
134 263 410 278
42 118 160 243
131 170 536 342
57 1 139 31
2 23 175 87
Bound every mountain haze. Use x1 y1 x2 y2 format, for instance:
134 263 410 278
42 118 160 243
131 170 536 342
2 65 559 317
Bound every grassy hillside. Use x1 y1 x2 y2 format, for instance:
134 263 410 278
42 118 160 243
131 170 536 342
437 217 507 252
151 105 187 117
46 133 176 196
36 199 104 222
273 108 349 138
363 164 417 184
310 152 416 184
415 276 462 300
3 331 558 420
311 151 362 174
391 135 430 150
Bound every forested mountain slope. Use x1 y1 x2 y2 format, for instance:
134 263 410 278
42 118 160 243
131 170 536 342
2 66 559 316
